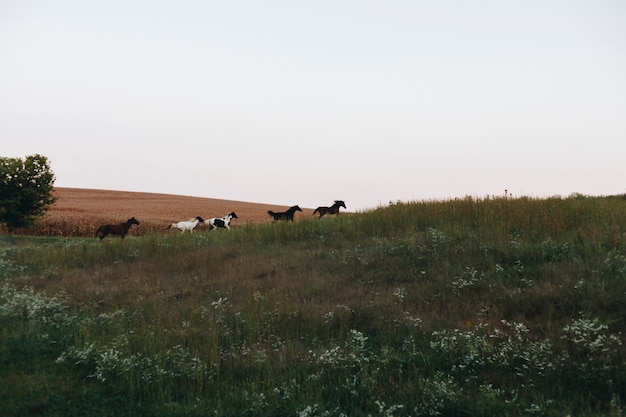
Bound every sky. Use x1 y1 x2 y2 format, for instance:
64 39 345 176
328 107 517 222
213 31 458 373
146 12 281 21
1 1 625 211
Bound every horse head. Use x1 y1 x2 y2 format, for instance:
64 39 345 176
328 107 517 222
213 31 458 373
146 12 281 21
292 205 302 212
195 216 205 222
229 212 238 219
335 200 346 209
128 217 140 225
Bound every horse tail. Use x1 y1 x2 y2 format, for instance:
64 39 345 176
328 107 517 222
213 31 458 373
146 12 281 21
313 208 319 215
166 223 173 230
96 225 109 240
267 210 275 216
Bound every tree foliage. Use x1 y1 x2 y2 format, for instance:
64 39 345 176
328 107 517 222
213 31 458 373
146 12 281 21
0 154 57 232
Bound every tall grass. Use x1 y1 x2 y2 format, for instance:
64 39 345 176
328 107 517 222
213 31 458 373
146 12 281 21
1 194 625 416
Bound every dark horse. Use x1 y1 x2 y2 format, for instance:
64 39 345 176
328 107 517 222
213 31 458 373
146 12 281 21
313 200 346 218
267 205 302 222
96 217 139 240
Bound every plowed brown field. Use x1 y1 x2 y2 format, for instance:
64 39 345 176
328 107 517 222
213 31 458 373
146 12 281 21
25 188 316 237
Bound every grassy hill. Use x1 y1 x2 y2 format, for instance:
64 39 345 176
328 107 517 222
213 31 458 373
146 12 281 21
1 194 625 416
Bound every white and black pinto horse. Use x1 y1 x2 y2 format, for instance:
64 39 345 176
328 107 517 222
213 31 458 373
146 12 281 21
166 216 204 233
205 212 238 230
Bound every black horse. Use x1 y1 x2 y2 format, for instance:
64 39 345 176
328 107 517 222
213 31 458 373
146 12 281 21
313 200 346 218
268 205 302 222
96 217 139 240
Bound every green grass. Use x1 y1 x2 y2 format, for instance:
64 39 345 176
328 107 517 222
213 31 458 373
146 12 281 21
1 194 626 416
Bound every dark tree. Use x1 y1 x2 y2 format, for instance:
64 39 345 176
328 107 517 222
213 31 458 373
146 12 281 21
0 154 57 234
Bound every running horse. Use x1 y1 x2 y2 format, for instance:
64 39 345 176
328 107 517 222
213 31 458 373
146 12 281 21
267 205 302 222
166 216 204 233
205 212 238 230
313 200 346 218
96 217 140 240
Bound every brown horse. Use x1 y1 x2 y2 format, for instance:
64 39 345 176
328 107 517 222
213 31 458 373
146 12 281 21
313 200 346 218
96 217 139 240
267 205 302 222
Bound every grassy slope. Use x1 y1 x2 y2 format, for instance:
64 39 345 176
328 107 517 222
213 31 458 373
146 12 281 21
1 194 626 416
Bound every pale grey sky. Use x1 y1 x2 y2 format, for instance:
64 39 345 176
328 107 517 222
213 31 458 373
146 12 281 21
1 1 625 210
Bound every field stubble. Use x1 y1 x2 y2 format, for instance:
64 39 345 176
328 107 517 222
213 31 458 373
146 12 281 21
26 187 317 237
